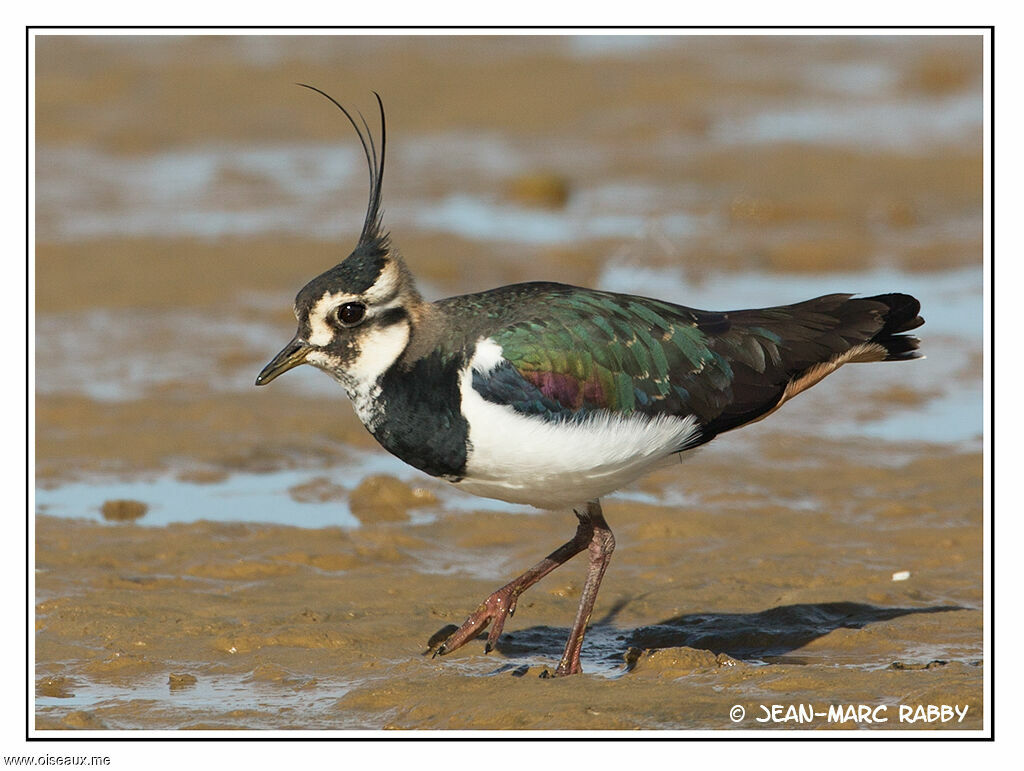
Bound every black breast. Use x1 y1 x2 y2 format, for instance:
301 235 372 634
371 350 469 480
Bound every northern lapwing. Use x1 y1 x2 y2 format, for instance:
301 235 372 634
256 88 924 677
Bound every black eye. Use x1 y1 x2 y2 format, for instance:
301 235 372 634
336 302 366 326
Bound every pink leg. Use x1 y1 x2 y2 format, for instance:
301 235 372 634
435 500 614 677
553 500 615 676
434 507 594 657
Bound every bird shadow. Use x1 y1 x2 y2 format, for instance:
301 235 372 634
488 600 967 668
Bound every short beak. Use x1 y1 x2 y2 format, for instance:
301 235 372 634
255 337 311 386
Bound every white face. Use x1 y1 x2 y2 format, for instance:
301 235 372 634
304 313 411 387
294 259 413 392
257 245 422 412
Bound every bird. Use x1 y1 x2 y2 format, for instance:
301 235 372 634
255 86 924 677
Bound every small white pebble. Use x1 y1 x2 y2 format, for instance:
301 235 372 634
892 570 911 582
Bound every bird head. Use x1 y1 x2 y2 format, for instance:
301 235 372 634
256 87 422 392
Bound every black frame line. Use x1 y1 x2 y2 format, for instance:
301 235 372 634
28 24 995 741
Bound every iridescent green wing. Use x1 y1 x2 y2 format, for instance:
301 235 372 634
470 284 903 440
470 285 735 425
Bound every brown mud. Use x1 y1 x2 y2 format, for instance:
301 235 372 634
34 34 984 731
36 437 982 730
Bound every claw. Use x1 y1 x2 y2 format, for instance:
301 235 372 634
431 585 519 659
425 624 459 657
430 507 601 669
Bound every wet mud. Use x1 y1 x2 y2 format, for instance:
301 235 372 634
35 438 982 730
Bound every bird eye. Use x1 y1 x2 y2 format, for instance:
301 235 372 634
336 302 367 326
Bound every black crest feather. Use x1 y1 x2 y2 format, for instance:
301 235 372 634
297 84 389 256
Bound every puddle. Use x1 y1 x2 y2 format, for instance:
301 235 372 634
35 468 364 529
34 454 520 529
35 671 360 730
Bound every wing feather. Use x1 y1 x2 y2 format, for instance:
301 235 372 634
458 283 920 445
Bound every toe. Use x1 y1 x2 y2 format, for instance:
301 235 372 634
425 624 459 656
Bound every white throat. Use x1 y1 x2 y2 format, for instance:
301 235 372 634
307 320 410 429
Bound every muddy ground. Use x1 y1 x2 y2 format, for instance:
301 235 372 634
36 438 982 730
33 34 985 733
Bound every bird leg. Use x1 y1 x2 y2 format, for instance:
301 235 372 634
554 500 614 676
435 500 615 677
434 501 601 660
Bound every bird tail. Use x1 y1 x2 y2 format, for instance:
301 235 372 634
860 292 924 362
666 290 926 443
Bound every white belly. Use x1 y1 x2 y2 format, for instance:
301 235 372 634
456 362 701 509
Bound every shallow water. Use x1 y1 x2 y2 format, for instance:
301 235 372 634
35 460 523 529
36 671 361 731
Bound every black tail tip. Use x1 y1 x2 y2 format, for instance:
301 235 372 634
867 292 924 335
880 334 923 361
866 292 924 361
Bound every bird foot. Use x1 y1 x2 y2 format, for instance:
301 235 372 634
432 584 520 658
539 663 582 678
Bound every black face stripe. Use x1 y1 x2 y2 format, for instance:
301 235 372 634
371 306 409 329
315 306 409 362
